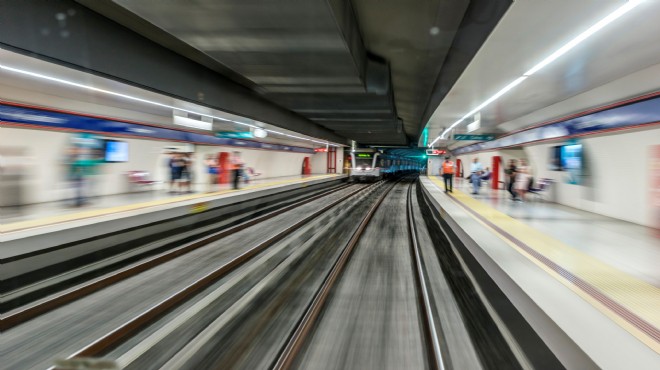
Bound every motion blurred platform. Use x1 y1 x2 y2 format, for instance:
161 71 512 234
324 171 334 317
420 175 660 370
1 174 345 309
1 174 344 233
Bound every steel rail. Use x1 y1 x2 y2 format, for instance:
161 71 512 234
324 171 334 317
48 182 376 366
271 179 398 370
3 183 351 331
406 179 446 370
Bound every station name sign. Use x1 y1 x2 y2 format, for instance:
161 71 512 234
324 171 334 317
0 103 315 154
215 131 253 139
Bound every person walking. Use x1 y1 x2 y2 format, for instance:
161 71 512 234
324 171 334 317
441 156 454 193
505 159 518 200
470 157 484 195
231 151 244 190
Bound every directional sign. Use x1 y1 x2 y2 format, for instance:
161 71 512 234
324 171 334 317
215 131 253 139
453 134 496 141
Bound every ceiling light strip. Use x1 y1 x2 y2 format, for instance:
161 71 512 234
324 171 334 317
430 0 643 146
0 64 338 147
524 0 643 77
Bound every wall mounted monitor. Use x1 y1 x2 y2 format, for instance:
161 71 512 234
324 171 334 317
561 144 582 171
549 145 563 171
104 140 129 162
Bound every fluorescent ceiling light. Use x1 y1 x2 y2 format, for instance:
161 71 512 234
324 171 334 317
432 76 527 144
253 128 268 138
524 0 643 76
0 63 339 147
430 0 643 145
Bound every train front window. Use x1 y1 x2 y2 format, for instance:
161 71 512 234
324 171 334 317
355 158 373 168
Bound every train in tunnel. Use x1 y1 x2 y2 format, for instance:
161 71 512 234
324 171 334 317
349 149 421 182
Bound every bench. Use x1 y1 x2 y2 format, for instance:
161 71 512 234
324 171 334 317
127 171 160 191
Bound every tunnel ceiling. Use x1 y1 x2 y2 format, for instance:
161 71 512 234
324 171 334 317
78 0 510 147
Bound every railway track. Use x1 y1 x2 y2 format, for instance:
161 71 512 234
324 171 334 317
2 182 384 369
273 177 446 370
103 176 447 370
3 183 354 331
7 176 509 370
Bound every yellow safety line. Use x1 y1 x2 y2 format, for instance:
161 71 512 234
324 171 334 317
0 174 340 233
428 176 660 353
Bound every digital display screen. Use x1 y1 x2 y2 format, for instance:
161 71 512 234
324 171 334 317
561 144 583 184
549 145 562 171
104 140 129 162
561 144 582 170
357 153 372 158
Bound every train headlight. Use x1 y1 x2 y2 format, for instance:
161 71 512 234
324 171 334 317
366 167 371 171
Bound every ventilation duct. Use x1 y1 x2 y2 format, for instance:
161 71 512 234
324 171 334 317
365 56 390 95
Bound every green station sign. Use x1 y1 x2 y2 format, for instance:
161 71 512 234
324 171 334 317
453 134 496 141
215 131 253 139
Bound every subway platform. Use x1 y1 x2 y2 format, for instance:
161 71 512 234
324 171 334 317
421 175 660 370
1 174 344 232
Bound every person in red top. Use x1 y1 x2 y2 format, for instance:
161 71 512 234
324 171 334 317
441 156 454 193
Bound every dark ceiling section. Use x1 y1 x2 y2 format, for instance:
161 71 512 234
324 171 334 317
351 0 470 142
74 0 511 148
105 0 409 145
419 0 513 134
0 0 346 144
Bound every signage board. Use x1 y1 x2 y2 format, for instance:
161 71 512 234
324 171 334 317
453 134 496 141
426 149 446 156
173 115 212 131
356 153 372 158
215 131 253 139
0 103 318 153
314 148 328 152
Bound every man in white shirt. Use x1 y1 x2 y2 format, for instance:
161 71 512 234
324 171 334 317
470 157 484 195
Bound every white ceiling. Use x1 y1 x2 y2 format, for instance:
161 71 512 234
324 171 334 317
0 48 341 148
423 0 660 147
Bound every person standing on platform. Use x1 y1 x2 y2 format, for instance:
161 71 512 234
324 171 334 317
231 151 244 190
515 159 531 202
470 157 484 195
168 153 185 194
182 152 194 193
441 156 454 193
505 159 518 200
205 154 218 193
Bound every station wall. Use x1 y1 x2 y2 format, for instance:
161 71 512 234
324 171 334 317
0 80 336 205
524 126 659 227
308 150 343 176
1 126 327 205
456 125 660 228
453 62 660 227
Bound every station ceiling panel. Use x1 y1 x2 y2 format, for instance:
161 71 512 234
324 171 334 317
77 0 511 146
